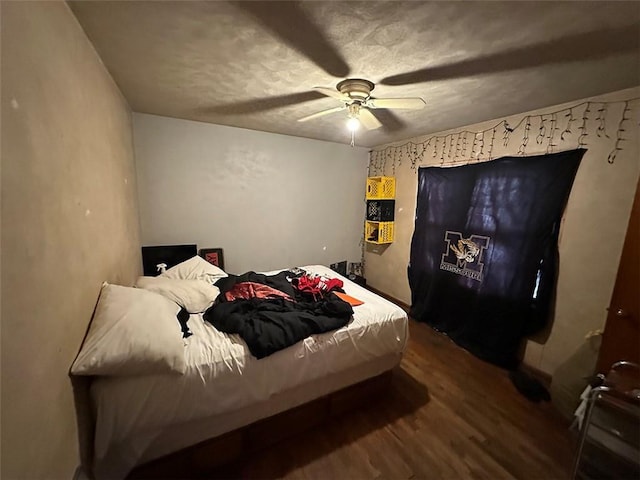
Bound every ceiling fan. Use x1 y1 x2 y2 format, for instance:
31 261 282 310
297 78 426 131
218 1 638 141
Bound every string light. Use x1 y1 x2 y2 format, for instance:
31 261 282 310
596 104 609 138
561 109 574 141
578 102 591 148
368 97 639 175
547 113 558 154
608 100 631 164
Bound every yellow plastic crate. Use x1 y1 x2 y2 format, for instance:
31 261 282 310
365 221 394 244
366 176 395 199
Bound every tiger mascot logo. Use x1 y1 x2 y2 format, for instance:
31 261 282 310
440 231 490 281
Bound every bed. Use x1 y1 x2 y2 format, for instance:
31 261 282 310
72 260 408 480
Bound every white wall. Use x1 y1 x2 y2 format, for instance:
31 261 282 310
364 87 640 375
1 2 141 478
134 114 369 273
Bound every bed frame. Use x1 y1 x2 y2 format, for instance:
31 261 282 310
127 371 392 478
79 264 408 479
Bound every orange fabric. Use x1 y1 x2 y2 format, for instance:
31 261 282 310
333 291 364 306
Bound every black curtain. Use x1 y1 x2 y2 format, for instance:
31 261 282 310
408 149 585 368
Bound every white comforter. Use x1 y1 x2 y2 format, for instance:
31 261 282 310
91 265 408 479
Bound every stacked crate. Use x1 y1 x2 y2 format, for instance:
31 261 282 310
365 176 395 244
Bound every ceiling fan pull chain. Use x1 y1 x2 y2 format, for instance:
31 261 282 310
350 129 356 147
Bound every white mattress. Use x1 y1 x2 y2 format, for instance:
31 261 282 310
90 265 408 479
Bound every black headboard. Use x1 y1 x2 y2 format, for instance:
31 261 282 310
141 244 197 276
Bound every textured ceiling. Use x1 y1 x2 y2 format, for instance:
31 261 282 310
69 1 640 148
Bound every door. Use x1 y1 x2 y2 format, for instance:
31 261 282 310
596 177 640 373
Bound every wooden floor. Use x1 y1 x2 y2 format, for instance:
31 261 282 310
139 320 575 479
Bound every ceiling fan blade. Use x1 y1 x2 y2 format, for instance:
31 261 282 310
379 23 640 86
313 86 349 101
207 91 326 115
298 106 346 123
359 109 383 130
367 97 426 110
371 109 407 133
231 1 350 77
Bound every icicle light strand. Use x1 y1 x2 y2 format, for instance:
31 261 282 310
367 98 639 174
608 100 631 164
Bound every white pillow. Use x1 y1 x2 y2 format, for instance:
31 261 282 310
71 283 186 376
135 276 220 313
160 255 227 283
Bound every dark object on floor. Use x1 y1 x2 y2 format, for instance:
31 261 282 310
509 370 551 402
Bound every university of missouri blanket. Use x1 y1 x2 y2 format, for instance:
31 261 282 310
408 149 585 368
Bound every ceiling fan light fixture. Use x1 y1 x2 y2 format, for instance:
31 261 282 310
337 78 374 102
347 102 361 131
302 77 422 139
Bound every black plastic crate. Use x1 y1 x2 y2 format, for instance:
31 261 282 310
366 199 395 221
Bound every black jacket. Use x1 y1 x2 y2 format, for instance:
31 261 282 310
203 271 353 359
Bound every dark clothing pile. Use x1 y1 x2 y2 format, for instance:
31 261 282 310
203 270 353 359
